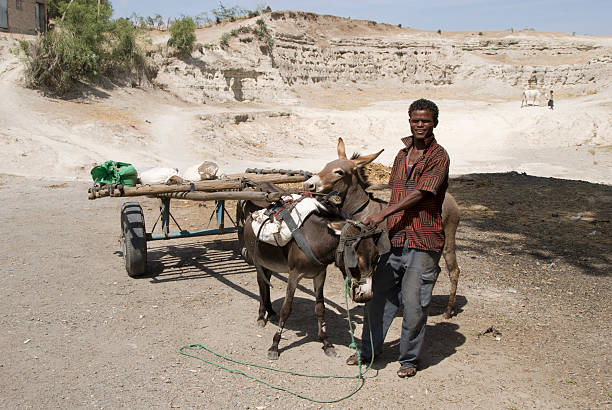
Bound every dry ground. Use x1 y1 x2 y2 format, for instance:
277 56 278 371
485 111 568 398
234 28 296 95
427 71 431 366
0 172 610 409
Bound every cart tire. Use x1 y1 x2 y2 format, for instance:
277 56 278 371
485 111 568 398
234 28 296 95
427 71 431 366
121 202 147 277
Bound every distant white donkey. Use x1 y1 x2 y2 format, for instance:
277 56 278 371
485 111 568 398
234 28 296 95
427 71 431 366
521 89 541 107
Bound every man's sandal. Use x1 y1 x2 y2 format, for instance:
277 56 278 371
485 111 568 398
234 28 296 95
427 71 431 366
397 364 417 378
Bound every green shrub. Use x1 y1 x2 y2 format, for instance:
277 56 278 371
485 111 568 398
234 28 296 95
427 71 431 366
107 18 150 80
19 2 152 94
20 28 101 94
168 17 196 56
220 32 230 47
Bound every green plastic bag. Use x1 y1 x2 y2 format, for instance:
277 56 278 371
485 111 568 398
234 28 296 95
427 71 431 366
91 160 138 187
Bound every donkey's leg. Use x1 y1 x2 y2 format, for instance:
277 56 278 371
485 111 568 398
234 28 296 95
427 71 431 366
313 272 337 357
256 266 276 327
442 216 461 319
268 272 299 360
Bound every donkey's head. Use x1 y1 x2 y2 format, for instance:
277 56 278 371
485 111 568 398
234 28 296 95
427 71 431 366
328 220 383 303
303 138 383 195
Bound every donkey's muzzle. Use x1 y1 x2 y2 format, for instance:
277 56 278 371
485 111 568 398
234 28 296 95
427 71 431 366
351 277 373 303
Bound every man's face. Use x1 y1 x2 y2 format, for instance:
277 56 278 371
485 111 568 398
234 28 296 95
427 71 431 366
409 109 437 140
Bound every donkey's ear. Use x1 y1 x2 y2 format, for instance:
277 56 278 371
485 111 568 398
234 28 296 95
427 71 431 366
337 138 347 159
328 221 346 235
351 149 384 169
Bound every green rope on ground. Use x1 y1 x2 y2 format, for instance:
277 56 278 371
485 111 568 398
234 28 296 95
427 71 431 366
178 276 376 404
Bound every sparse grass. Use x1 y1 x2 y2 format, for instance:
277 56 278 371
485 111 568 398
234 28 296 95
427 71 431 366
211 3 270 24
220 32 230 47
219 18 273 51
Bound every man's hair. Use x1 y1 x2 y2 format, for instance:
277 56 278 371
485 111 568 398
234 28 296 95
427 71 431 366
409 99 439 124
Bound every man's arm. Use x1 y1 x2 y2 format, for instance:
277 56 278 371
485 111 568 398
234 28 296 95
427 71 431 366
364 150 449 227
363 189 429 227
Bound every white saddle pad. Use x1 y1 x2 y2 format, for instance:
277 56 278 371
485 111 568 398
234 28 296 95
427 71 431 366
250 194 327 246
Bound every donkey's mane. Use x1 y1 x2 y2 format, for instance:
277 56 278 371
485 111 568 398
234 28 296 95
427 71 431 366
350 152 371 189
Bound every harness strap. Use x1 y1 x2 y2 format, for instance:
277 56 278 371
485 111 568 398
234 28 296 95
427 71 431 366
335 223 350 268
279 208 324 267
343 197 370 218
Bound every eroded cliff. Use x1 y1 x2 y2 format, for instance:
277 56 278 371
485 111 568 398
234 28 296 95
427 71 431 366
152 11 612 104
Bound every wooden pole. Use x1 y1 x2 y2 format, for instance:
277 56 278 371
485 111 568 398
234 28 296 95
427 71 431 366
88 174 307 200
154 191 281 202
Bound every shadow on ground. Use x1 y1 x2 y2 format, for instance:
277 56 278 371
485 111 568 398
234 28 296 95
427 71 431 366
449 172 611 277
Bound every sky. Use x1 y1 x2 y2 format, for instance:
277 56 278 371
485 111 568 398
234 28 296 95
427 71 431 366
112 0 612 36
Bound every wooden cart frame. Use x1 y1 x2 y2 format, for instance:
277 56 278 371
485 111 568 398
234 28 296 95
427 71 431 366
88 171 311 277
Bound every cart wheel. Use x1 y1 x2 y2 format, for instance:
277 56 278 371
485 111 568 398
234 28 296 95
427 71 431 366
121 202 147 277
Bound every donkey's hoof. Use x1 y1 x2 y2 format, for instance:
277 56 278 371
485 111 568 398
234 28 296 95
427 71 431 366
257 318 267 327
323 346 338 357
267 349 279 360
443 308 454 319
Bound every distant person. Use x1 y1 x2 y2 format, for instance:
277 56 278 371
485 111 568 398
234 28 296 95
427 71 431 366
345 98 449 378
548 90 554 110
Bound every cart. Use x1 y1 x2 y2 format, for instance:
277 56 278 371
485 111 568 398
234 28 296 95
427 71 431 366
88 170 311 277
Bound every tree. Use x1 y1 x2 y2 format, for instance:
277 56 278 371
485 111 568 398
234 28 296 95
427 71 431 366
195 12 211 26
20 0 150 94
153 14 164 30
47 0 112 21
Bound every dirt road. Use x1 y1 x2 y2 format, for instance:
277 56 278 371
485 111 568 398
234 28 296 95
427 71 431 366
0 174 610 408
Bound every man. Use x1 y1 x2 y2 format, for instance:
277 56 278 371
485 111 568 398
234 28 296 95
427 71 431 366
346 98 450 378
548 90 554 110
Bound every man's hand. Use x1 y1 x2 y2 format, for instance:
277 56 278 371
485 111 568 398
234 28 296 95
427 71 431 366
363 211 386 227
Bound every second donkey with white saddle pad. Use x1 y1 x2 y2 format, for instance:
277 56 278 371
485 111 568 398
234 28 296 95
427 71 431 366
250 194 327 246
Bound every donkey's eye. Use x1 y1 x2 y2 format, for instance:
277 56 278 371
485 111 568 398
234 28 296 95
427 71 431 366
334 169 345 176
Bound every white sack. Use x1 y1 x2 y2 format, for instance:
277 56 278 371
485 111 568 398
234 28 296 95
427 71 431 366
181 161 219 182
139 167 180 185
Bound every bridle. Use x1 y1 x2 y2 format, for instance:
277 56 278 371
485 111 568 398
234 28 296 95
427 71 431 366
335 220 386 278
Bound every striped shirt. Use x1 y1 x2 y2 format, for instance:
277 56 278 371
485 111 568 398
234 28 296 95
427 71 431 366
387 134 450 250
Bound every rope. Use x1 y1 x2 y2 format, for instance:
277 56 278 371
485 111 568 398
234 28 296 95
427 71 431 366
178 277 376 403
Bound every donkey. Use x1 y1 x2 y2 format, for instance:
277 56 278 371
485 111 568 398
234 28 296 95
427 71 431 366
242 203 382 360
521 89 541 107
303 138 461 318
